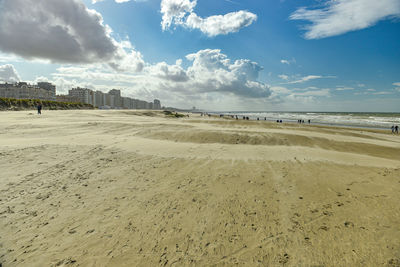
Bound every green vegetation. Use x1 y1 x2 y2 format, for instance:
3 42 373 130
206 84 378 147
163 110 185 118
0 97 94 111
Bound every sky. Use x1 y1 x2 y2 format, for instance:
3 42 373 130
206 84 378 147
0 0 399 111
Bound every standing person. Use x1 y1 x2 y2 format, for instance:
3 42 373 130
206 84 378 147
37 102 42 115
392 125 395 134
395 125 399 134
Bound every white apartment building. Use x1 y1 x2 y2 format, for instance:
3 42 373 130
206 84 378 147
67 87 161 110
0 82 56 101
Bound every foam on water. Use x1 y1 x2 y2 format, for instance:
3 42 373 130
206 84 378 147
216 112 400 129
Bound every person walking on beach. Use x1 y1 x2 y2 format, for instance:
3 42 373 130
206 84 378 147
395 125 399 134
392 125 395 134
37 102 42 115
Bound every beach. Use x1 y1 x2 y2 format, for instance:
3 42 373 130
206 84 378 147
0 110 399 266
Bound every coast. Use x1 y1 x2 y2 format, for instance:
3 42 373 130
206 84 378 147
0 110 399 266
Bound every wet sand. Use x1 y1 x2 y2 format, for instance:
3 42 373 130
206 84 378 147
0 110 399 266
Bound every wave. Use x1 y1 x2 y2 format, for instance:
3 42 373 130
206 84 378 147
215 112 400 129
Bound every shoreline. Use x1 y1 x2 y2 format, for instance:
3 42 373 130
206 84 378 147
207 111 400 131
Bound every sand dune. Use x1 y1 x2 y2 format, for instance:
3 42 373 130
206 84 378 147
0 110 399 266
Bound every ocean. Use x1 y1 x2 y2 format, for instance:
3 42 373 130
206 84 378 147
213 112 400 130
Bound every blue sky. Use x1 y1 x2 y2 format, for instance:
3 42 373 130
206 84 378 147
0 0 399 111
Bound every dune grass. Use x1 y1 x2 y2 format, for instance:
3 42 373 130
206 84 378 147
0 97 94 111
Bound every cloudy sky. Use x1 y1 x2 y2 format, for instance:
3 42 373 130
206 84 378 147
0 0 399 111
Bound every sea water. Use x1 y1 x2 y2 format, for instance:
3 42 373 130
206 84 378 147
215 112 400 130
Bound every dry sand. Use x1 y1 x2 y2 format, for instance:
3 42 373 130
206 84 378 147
0 110 399 266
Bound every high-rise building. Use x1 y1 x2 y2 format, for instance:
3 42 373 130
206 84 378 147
37 82 56 100
105 94 115 107
108 89 122 108
94 91 104 107
153 99 161 110
68 88 92 104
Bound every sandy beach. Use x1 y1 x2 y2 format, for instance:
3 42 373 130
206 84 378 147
0 110 399 266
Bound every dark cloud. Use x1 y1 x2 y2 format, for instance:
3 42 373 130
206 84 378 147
0 0 143 70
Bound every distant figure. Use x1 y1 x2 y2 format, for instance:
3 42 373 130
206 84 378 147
37 103 42 115
392 125 395 133
264 117 267 121
235 115 238 120
396 125 399 134
280 120 282 123
243 116 246 120
302 120 305 123
257 117 259 121
277 120 279 123
246 117 249 120
308 120 311 124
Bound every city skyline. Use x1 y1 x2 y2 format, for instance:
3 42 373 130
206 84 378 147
0 81 161 110
0 0 399 111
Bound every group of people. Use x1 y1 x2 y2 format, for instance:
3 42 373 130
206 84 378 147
200 112 211 117
204 113 315 125
391 125 399 134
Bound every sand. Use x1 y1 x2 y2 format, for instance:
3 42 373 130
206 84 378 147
0 110 399 266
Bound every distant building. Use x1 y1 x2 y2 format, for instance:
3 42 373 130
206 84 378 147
108 89 122 108
68 87 92 104
38 82 56 100
122 97 133 109
0 82 56 101
94 91 105 107
153 99 161 110
105 94 115 108
65 86 162 110
56 95 80 103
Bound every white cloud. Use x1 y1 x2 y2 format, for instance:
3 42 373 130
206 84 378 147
290 0 400 39
184 49 269 97
287 75 323 84
51 49 271 100
280 58 296 65
0 64 21 83
294 89 330 97
372 91 393 95
284 88 330 103
32 76 81 94
336 86 354 91
92 0 137 3
161 0 197 30
147 61 189 82
393 82 400 92
0 53 23 63
270 86 291 94
278 74 289 80
185 11 257 37
0 0 144 72
160 0 257 36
